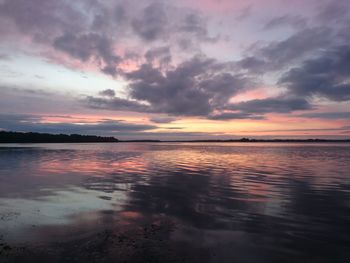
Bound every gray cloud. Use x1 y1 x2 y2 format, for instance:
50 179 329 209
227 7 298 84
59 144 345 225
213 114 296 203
0 114 227 140
0 85 78 115
235 5 253 22
179 13 214 42
144 46 172 67
279 45 350 101
53 32 121 75
208 112 264 120
263 15 307 30
238 0 350 76
208 96 312 120
84 55 253 118
0 0 222 77
242 27 333 72
98 89 116 98
240 127 350 133
132 2 167 41
85 52 319 120
2 0 350 129
316 0 350 23
85 96 150 113
149 116 177 123
0 0 82 39
0 54 10 60
298 112 350 119
0 114 156 135
226 96 312 114
126 56 251 116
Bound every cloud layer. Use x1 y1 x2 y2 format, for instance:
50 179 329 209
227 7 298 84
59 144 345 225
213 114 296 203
1 0 350 138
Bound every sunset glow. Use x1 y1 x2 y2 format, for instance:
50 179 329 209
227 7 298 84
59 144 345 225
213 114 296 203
1 0 349 140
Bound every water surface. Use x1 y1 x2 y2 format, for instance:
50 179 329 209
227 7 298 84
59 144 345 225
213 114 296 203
0 143 349 262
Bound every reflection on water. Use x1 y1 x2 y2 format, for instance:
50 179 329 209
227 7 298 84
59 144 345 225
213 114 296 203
0 143 350 262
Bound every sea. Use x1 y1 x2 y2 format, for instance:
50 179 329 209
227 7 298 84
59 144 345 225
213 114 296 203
0 142 349 262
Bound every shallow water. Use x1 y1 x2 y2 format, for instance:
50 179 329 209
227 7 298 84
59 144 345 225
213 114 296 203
0 142 349 262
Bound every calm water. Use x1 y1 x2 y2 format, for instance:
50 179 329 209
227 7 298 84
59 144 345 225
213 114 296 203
0 142 349 262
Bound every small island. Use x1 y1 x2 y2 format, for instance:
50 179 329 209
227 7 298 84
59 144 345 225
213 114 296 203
0 131 119 143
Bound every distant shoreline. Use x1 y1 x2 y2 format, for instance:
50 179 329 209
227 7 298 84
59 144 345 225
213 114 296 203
121 139 350 143
1 131 350 143
0 131 119 143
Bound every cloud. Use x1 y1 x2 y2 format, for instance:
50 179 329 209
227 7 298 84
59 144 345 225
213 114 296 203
0 85 78 115
149 116 177 123
83 55 255 119
234 5 253 22
279 45 350 101
208 112 264 120
0 53 10 60
0 114 157 135
241 27 333 73
85 52 316 120
125 56 251 116
298 112 350 119
53 32 121 75
85 96 150 113
0 114 227 140
179 13 214 41
132 2 167 41
226 96 312 114
1 0 350 134
240 127 350 133
0 0 84 41
263 15 307 30
316 0 350 24
208 96 312 120
144 46 172 67
98 89 116 97
0 0 221 76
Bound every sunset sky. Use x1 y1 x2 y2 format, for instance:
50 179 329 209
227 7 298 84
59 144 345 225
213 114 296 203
0 0 350 140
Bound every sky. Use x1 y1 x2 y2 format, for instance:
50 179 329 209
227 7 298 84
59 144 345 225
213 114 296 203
0 0 350 140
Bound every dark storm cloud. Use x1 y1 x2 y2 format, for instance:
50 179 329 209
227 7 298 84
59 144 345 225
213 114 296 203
263 15 307 30
279 45 350 101
0 114 156 134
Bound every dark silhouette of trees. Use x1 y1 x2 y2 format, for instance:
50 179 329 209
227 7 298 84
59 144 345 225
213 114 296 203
0 131 118 143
